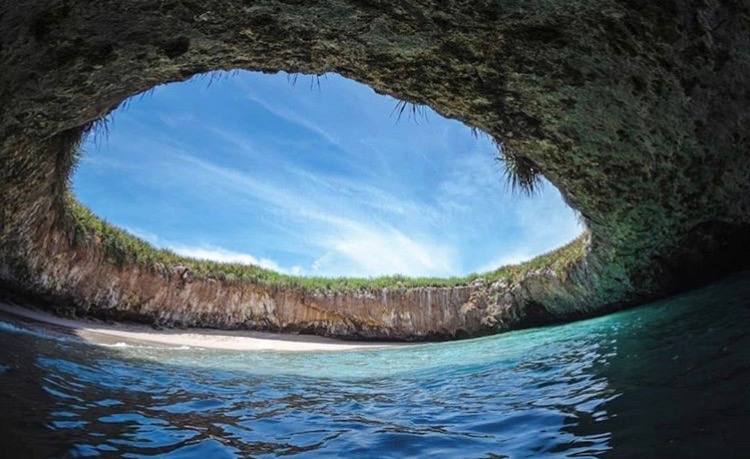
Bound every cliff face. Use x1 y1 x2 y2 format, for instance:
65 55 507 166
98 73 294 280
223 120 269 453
7 215 597 340
1 0 750 340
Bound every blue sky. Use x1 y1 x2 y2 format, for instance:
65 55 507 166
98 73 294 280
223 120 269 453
73 71 582 278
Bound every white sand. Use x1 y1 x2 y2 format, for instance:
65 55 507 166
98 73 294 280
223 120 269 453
0 302 407 352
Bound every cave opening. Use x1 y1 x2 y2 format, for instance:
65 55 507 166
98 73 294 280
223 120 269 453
71 70 582 281
3 2 750 453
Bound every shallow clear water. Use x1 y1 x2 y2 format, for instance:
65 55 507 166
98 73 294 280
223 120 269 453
2 274 750 458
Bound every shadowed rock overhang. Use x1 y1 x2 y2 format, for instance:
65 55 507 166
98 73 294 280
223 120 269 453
1 0 749 340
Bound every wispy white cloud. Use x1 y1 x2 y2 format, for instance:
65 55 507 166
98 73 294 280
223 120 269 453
160 154 459 277
312 226 456 277
474 252 536 274
124 226 303 275
237 80 345 151
169 244 303 276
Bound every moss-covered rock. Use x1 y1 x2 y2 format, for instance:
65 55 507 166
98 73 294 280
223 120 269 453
1 0 749 340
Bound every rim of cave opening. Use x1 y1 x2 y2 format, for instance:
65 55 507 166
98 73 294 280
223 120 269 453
69 70 584 285
3 0 748 338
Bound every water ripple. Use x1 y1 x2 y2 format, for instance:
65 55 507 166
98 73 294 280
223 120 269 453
2 273 750 457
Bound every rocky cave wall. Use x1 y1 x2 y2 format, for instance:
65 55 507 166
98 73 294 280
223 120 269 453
1 0 749 339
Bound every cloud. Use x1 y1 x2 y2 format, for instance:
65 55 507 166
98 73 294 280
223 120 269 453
119 139 577 279
310 223 457 278
475 253 535 274
168 244 304 275
125 217 454 278
167 154 459 277
236 79 345 150
124 226 304 275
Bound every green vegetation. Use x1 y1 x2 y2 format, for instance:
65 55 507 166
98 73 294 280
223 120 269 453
498 145 543 195
64 194 586 292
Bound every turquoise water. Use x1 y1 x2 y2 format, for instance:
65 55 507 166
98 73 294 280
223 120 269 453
1 274 750 457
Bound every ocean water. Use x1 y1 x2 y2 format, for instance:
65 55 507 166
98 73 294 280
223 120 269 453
1 274 750 458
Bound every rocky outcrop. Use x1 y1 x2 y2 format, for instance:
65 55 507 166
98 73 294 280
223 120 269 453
1 0 749 340
2 219 594 340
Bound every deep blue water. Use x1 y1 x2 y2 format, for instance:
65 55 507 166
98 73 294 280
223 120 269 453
1 273 750 458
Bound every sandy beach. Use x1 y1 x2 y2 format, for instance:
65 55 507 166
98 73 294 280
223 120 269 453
0 302 406 352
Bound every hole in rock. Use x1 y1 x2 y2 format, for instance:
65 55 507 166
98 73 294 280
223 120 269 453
73 71 582 279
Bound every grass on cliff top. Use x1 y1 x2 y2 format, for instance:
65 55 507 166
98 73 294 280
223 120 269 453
64 196 586 291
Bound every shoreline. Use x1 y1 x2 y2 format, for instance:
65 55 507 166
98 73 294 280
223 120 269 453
0 302 409 352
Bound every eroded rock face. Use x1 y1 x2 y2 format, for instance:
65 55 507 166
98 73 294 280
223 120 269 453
1 0 749 340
